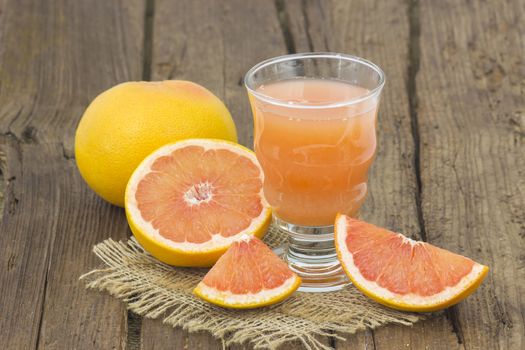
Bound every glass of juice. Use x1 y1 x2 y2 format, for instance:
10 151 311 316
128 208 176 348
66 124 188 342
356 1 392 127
244 53 385 292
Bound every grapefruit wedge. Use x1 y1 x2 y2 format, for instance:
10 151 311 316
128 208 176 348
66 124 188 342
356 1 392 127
125 139 271 267
194 235 301 309
335 214 489 312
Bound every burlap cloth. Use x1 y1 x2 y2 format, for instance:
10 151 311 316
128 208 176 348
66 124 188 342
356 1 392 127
81 225 424 349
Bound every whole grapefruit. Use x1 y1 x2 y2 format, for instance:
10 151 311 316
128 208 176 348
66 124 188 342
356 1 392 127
75 80 237 206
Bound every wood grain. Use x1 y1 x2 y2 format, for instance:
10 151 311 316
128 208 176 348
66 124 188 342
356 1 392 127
0 0 522 349
141 0 289 348
0 0 145 348
150 0 286 147
284 0 463 348
417 0 525 348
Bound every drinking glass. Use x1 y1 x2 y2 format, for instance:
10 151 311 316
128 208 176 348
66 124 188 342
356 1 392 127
245 53 385 292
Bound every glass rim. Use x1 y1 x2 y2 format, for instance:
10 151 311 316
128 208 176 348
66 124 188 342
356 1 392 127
244 52 386 109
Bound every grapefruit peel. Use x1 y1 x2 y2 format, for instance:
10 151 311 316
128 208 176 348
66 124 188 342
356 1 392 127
335 214 489 312
125 139 272 267
194 234 302 309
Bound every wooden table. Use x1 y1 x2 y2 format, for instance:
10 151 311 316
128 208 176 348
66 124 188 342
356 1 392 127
1 0 523 349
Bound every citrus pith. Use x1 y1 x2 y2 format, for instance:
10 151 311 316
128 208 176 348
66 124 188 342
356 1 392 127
125 139 271 267
335 214 489 312
194 234 301 309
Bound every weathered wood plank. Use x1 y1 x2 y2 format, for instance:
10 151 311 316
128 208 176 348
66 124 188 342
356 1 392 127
151 0 286 147
417 0 525 348
284 0 463 349
0 0 145 348
1 1 520 350
141 0 290 348
139 321 184 350
374 316 462 350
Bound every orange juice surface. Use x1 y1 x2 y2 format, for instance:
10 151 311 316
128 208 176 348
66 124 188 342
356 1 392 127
252 79 378 226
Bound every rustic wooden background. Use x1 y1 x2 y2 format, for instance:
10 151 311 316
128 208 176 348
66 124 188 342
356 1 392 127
0 0 523 349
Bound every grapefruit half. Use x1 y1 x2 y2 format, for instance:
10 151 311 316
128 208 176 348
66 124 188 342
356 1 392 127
335 214 489 312
194 234 301 309
125 139 271 267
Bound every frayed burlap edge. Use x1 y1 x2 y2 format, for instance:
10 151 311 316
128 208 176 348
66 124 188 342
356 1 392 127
80 226 424 350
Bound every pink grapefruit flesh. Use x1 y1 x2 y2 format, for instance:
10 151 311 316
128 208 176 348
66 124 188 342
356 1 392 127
125 139 271 267
335 214 489 312
194 235 301 309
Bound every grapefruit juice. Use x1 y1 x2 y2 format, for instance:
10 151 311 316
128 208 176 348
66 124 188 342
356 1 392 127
251 79 379 226
245 53 385 292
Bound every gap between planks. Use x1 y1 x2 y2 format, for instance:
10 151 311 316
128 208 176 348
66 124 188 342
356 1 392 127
126 0 156 348
274 0 297 54
406 0 464 346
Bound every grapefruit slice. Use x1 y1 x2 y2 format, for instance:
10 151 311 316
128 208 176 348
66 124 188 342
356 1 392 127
194 234 301 309
125 139 271 267
335 214 489 312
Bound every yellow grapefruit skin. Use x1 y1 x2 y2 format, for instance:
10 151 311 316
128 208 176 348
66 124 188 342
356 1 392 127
194 235 301 309
194 274 301 309
125 139 271 267
335 214 489 312
126 211 270 267
75 80 237 207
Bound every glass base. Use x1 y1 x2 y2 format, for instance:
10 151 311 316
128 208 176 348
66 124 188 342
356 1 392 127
273 216 350 292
